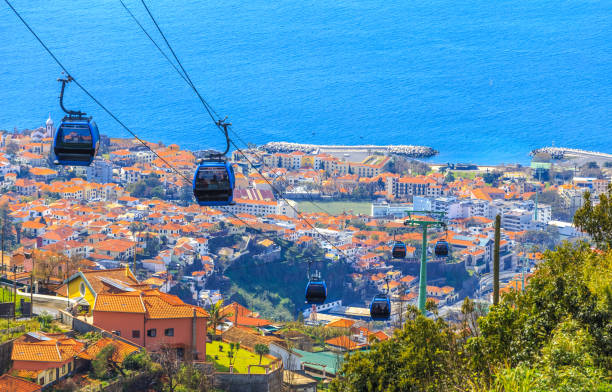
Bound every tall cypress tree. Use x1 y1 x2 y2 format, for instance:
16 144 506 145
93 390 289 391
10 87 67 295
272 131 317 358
493 214 501 305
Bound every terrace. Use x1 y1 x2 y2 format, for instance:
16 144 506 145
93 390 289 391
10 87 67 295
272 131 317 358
206 341 279 374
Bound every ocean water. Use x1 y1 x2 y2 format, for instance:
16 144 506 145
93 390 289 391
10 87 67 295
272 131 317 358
0 0 610 164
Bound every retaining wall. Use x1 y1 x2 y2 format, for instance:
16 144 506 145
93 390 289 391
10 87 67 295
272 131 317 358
0 339 14 374
213 367 283 392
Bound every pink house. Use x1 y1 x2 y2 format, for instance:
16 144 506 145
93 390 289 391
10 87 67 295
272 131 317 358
11 332 84 388
93 289 208 360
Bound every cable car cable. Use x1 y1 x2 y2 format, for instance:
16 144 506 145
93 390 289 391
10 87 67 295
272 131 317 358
130 1 355 258
3 0 335 272
122 0 335 215
117 0 190 86
2 0 194 184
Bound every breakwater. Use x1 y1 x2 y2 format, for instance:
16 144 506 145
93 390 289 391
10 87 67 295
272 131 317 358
530 147 612 161
260 142 438 158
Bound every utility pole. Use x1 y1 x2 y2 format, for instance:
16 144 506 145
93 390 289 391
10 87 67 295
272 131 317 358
30 256 34 317
404 210 446 314
1 217 4 303
1 217 4 276
534 169 541 222
13 266 17 320
493 214 501 305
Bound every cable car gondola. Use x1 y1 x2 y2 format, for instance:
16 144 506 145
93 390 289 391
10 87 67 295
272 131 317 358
369 294 391 321
370 277 391 321
192 119 236 206
193 157 235 206
434 240 450 257
392 241 407 259
305 279 327 305
52 76 99 166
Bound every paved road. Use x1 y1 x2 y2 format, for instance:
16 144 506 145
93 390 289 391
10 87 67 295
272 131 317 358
478 271 519 292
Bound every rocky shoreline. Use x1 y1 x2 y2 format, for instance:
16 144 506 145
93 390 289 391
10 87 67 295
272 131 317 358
259 142 438 158
530 147 612 160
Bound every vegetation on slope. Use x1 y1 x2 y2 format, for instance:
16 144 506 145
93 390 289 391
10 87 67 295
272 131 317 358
226 242 353 321
331 188 612 391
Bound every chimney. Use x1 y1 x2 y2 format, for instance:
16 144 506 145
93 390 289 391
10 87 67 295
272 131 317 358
234 303 238 327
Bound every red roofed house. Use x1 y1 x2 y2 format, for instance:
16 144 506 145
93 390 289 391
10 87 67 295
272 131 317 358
0 374 41 392
91 239 135 261
10 332 84 388
93 289 208 360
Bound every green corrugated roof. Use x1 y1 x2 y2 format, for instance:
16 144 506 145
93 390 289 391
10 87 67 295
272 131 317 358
530 162 551 169
293 349 343 375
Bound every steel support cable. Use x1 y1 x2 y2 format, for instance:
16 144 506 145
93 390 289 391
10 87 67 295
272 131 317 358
134 1 354 259
3 0 193 185
124 0 335 215
229 139 355 262
118 0 190 87
138 0 218 126
3 0 338 276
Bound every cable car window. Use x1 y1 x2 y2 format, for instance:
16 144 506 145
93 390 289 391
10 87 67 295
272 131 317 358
196 167 230 190
57 124 92 145
372 301 389 314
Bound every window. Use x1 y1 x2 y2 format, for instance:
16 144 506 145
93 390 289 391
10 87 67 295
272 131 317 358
147 328 156 337
39 377 44 385
79 282 86 296
164 328 174 337
68 362 71 372
62 364 66 374
132 330 140 338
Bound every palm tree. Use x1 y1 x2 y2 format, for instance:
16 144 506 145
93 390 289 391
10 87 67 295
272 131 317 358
254 344 269 365
208 300 231 336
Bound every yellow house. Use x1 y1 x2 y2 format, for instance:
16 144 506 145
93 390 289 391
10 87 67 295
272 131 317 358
301 155 315 168
55 267 140 311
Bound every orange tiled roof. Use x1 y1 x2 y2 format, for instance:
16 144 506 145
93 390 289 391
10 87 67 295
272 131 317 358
94 289 208 319
94 291 145 313
325 318 355 329
11 333 84 363
0 374 41 392
324 335 364 351
78 337 139 362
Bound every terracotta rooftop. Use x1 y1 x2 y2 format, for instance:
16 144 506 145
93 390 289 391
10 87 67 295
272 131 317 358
94 289 208 319
11 332 84 363
0 374 41 392
78 337 140 363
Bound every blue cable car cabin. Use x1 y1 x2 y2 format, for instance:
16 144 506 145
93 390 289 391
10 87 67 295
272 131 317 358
193 159 235 206
370 294 391 321
305 279 327 305
53 117 100 166
434 240 450 257
392 241 407 259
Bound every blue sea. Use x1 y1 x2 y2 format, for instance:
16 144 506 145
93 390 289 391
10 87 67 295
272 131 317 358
0 0 610 164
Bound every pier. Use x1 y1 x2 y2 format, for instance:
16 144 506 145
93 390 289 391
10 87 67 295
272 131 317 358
260 142 438 159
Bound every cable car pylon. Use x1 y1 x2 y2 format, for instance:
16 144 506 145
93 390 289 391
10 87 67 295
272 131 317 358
403 210 447 314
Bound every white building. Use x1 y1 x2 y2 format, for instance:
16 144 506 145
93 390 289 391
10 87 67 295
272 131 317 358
501 209 534 232
224 198 297 217
371 200 413 217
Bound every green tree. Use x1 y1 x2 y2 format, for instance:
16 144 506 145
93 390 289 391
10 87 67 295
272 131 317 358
574 184 612 249
482 171 502 185
331 308 465 392
530 190 571 221
144 234 161 257
5 141 19 156
92 345 125 379
208 300 230 336
180 180 193 204
444 171 455 182
254 344 270 365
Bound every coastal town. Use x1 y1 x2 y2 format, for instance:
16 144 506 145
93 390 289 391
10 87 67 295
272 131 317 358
0 117 604 391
